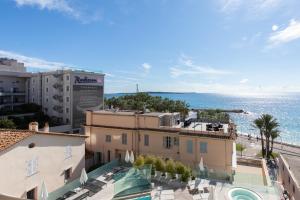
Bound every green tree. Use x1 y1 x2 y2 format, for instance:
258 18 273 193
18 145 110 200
253 114 280 159
253 117 266 157
270 129 280 155
165 159 176 177
0 119 16 129
134 155 145 168
236 143 246 157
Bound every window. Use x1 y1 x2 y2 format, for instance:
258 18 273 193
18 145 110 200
27 188 36 200
32 98 35 102
106 135 111 142
293 185 295 193
46 87 48 92
28 143 35 148
174 137 179 146
66 75 70 81
122 133 127 145
65 145 72 159
66 97 69 102
66 108 69 113
66 86 69 91
144 135 149 146
66 118 69 124
200 142 208 153
163 136 172 149
46 98 48 102
46 78 48 83
187 140 193 154
64 168 72 181
32 88 34 92
26 157 38 177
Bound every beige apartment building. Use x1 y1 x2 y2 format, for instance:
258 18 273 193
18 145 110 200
278 153 300 200
85 110 237 175
0 123 86 200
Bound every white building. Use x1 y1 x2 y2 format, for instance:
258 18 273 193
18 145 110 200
29 70 104 132
0 122 87 200
0 58 31 110
0 58 105 132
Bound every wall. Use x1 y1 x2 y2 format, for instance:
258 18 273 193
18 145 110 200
278 155 300 200
179 135 233 173
0 134 85 199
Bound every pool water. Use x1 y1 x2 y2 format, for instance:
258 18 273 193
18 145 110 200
228 188 262 200
132 195 151 200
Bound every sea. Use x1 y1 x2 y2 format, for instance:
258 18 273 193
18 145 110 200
105 93 300 145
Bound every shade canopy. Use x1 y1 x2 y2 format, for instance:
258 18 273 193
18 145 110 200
130 151 135 164
125 150 130 163
39 181 48 200
80 168 88 185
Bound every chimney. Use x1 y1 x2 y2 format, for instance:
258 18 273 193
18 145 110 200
43 122 49 133
29 122 39 132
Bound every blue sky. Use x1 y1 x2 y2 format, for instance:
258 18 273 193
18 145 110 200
1 0 300 94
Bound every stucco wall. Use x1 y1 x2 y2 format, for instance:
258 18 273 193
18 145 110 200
0 134 85 199
179 136 233 173
278 155 300 200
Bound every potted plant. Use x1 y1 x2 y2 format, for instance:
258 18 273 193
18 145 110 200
165 159 175 179
175 162 185 180
181 167 191 182
155 157 165 177
133 155 144 169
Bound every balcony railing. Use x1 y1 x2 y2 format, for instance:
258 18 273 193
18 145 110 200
0 91 26 96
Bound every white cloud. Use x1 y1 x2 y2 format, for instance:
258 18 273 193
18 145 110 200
240 78 249 84
268 19 300 46
14 0 78 16
13 0 102 23
170 54 232 78
0 49 74 70
142 63 151 72
272 24 279 31
219 0 282 15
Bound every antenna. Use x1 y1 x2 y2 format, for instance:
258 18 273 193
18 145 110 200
136 84 139 93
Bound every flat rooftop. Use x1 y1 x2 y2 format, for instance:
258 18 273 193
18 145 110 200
282 153 300 187
91 110 178 117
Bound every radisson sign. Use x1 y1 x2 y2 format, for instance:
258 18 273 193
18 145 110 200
74 76 101 84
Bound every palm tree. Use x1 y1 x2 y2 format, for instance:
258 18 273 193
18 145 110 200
270 129 280 154
253 117 266 157
260 114 280 159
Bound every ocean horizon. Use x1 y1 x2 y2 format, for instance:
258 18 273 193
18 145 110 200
105 92 300 146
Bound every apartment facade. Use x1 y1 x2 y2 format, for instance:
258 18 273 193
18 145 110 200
278 154 300 200
29 70 104 131
0 58 104 132
85 110 237 175
0 58 31 110
0 123 86 200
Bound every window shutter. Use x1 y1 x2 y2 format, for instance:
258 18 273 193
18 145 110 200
163 136 166 148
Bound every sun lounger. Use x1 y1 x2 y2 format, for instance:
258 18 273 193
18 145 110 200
160 194 175 200
200 192 210 199
161 190 174 195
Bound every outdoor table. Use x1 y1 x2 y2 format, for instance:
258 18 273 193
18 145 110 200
65 189 89 200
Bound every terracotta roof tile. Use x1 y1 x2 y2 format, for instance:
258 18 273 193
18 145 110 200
0 130 34 151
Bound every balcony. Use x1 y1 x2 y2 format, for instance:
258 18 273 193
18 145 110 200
0 91 26 96
53 94 63 102
53 105 63 113
52 83 63 92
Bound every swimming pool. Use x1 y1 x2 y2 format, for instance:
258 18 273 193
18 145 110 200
228 188 262 200
131 195 151 200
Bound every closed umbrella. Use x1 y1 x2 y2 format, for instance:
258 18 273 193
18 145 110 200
39 181 48 200
80 168 88 185
208 186 215 200
130 151 135 164
125 150 130 163
199 157 204 171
